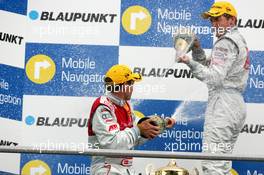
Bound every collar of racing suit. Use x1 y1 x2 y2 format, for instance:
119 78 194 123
220 26 237 38
106 93 126 107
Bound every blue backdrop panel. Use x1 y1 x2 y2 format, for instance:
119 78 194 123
24 43 119 97
133 99 206 152
244 51 264 103
120 0 213 48
0 0 27 15
0 64 24 121
20 154 91 175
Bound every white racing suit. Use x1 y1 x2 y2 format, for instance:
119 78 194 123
187 27 250 175
88 93 146 175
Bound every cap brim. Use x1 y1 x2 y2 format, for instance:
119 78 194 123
131 73 142 82
201 9 224 19
201 12 211 19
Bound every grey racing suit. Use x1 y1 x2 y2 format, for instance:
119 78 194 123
187 27 249 175
88 93 146 175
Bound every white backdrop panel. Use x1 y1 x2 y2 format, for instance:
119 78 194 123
119 46 209 101
22 95 95 150
27 0 121 45
0 10 26 68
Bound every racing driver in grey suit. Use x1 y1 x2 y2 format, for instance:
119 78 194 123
178 1 250 175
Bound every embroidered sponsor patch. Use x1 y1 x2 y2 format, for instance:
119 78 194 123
121 158 133 167
100 96 115 111
101 108 109 113
108 124 118 132
211 47 228 65
211 58 225 65
214 46 228 53
213 50 225 58
101 112 113 123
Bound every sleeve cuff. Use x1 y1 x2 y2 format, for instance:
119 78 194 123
132 126 141 138
192 47 206 61
187 59 200 70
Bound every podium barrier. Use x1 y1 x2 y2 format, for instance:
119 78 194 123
0 146 264 162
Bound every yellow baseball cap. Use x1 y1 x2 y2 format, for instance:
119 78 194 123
202 1 237 19
104 64 142 85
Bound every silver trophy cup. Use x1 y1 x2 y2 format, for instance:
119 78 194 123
173 28 195 62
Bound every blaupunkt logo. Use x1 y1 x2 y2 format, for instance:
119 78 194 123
0 32 24 45
25 115 35 125
29 10 39 20
0 139 18 146
26 54 56 84
25 115 88 128
28 10 117 23
21 159 51 175
122 5 152 35
237 18 264 29
241 124 264 134
133 67 194 78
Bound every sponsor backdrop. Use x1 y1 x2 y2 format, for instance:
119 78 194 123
1 0 264 174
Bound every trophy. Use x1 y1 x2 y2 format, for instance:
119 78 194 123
149 116 167 134
173 28 196 62
138 115 172 134
145 160 199 175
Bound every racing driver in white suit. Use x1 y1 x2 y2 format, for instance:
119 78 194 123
88 64 166 175
178 1 250 175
